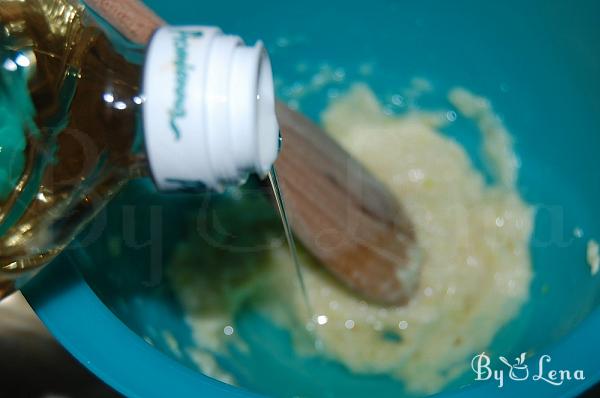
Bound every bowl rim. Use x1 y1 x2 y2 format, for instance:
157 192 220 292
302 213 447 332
22 256 600 398
22 257 257 398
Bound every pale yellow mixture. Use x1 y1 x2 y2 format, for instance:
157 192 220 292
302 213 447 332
169 83 534 395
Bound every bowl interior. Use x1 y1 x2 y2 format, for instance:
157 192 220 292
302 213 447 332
31 0 600 397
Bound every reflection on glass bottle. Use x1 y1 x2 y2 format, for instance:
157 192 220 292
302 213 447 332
0 0 280 294
0 0 145 280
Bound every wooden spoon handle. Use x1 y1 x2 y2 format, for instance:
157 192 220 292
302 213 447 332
84 0 163 44
274 103 419 304
85 0 420 304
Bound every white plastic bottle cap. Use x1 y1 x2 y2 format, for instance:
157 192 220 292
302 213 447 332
142 26 279 191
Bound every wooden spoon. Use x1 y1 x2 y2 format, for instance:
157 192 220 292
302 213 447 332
84 0 421 305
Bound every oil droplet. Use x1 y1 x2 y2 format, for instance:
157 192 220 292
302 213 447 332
391 94 405 107
316 315 329 325
398 320 409 330
333 68 346 82
344 319 355 330
223 325 234 336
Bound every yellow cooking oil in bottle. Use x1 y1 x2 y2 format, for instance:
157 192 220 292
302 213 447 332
0 0 281 297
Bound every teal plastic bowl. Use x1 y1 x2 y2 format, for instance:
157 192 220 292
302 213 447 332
22 0 600 396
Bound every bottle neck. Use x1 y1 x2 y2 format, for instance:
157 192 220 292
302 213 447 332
142 26 280 193
0 7 281 194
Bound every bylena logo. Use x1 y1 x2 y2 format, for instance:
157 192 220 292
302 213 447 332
169 30 203 140
471 352 585 388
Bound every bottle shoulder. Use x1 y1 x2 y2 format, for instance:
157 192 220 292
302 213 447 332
0 0 146 276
